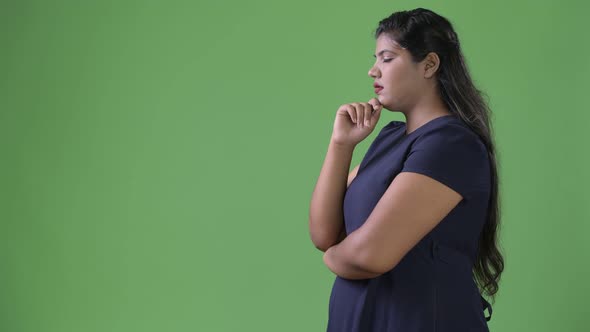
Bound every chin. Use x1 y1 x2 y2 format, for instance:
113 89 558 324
378 96 401 112
377 98 391 110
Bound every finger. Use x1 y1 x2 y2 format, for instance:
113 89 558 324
352 105 360 126
363 103 372 127
370 106 382 125
367 98 382 112
345 105 357 124
352 103 363 129
350 103 359 128
370 97 382 106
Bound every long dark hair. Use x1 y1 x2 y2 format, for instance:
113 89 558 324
374 8 504 304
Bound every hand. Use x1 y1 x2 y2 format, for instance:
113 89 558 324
331 98 383 147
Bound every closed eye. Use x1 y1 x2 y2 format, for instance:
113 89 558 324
383 58 393 63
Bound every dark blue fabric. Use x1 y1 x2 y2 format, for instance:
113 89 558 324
326 114 493 331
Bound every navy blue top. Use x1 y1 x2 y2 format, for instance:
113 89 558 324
326 114 493 332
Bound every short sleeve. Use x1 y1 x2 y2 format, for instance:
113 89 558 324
400 125 490 200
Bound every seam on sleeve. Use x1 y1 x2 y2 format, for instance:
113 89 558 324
400 167 470 200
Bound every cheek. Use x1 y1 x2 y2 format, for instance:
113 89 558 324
393 70 420 93
383 66 410 88
381 68 416 105
383 72 408 94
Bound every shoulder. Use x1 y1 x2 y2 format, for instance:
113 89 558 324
371 120 406 141
411 120 488 158
402 120 490 200
376 120 405 135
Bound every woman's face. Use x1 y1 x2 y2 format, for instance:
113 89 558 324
368 34 425 112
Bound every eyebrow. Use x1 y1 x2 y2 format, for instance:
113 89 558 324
373 49 397 58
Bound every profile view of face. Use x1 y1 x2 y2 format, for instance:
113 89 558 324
368 34 424 112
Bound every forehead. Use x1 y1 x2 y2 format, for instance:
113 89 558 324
373 35 404 56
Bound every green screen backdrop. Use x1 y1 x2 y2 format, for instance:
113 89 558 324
2 0 589 331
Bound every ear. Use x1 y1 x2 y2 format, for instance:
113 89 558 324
422 52 440 79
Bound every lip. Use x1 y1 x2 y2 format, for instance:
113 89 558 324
374 87 383 94
373 83 383 88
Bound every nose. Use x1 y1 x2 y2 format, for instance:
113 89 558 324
368 65 379 78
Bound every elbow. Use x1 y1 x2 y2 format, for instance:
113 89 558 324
355 244 400 275
309 226 346 253
314 244 330 253
309 233 333 252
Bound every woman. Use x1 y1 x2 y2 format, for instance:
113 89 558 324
308 8 504 331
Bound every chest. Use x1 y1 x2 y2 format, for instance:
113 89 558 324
343 136 411 231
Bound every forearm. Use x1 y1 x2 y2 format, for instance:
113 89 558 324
323 237 382 280
309 139 355 251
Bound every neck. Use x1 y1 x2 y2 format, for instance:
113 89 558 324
402 90 452 135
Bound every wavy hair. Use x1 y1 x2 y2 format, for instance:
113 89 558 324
374 8 504 304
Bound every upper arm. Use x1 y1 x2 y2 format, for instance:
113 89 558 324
347 164 360 188
350 172 463 274
348 126 490 274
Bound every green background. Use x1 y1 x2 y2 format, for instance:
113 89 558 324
2 0 589 331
